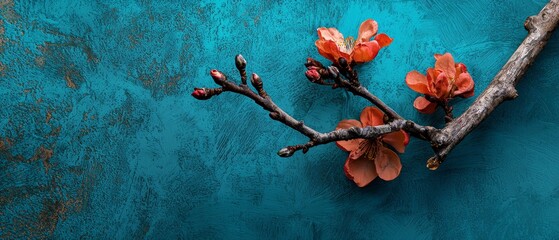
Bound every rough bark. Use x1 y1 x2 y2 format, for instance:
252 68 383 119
193 0 559 170
425 0 559 169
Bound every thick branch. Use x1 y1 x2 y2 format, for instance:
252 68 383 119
426 0 559 169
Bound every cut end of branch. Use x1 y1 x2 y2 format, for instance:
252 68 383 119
426 156 442 170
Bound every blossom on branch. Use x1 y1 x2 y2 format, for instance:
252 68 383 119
405 53 475 114
315 19 392 65
336 107 409 187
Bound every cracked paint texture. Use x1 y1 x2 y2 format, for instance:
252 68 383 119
1 0 559 239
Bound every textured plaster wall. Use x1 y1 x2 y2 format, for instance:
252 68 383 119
0 0 558 239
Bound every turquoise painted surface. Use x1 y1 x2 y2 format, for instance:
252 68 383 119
1 0 558 238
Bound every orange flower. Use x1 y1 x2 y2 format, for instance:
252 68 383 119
405 53 475 114
335 107 409 187
315 19 392 65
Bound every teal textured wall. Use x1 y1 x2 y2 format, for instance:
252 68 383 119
1 0 559 239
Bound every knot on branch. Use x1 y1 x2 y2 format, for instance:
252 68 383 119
505 87 519 100
269 111 280 120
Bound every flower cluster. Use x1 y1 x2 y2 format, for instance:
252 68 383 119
315 19 392 65
405 53 475 114
310 21 475 187
336 107 409 187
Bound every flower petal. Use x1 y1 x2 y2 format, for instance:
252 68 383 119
455 63 467 76
374 147 402 181
315 40 342 63
374 33 393 48
344 154 378 187
382 131 407 153
434 72 450 99
405 71 429 94
413 96 437 114
434 53 456 80
357 19 378 42
426 68 438 83
351 41 380 63
335 119 363 152
360 106 385 127
317 27 344 42
454 72 475 98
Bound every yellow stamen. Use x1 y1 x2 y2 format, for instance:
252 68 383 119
336 36 356 53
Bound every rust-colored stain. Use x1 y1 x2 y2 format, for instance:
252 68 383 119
63 68 85 89
0 137 53 173
64 74 76 89
31 146 53 173
0 0 20 23
46 111 52 124
0 19 4 55
37 199 66 235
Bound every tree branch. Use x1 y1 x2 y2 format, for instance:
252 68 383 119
193 0 559 170
425 0 559 169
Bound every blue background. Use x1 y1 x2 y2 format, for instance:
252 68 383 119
1 0 559 239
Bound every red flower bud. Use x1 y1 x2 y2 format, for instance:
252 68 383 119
456 63 467 72
191 88 212 100
210 69 226 85
305 69 321 83
304 57 324 69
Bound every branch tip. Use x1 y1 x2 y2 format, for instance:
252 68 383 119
235 54 247 84
277 147 295 158
210 69 227 86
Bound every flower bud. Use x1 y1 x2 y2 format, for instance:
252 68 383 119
338 57 348 68
277 147 294 158
251 73 262 87
304 58 324 69
305 69 321 83
235 54 247 70
210 69 226 85
191 88 211 100
456 63 467 72
327 66 340 78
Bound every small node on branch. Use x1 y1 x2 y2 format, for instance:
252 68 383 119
328 66 340 82
277 147 295 157
210 70 227 86
191 87 223 100
235 54 247 85
506 87 519 100
338 57 348 69
269 111 280 120
251 73 268 98
524 16 537 31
